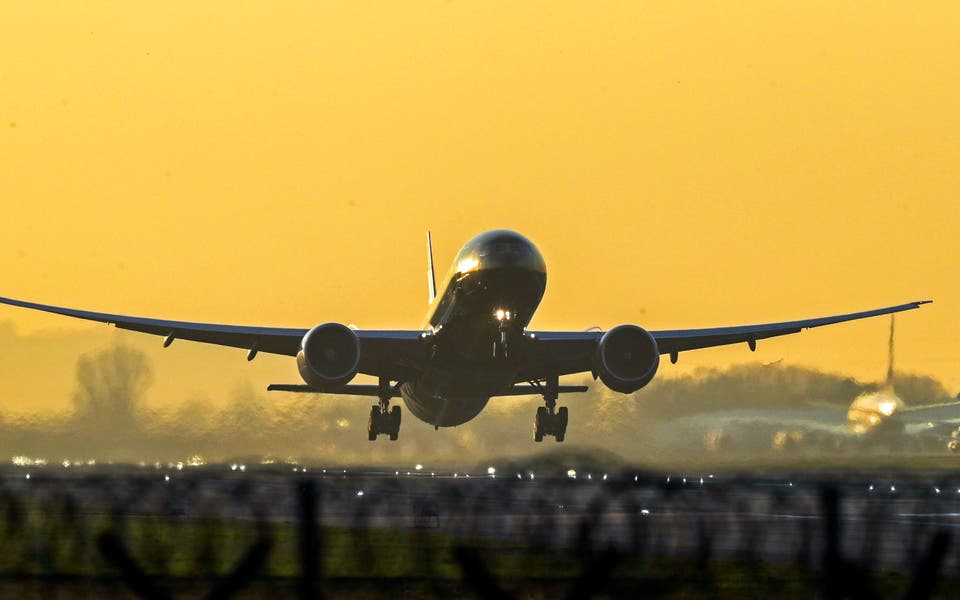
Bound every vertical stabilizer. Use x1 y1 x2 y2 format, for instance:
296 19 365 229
426 231 437 304
885 315 895 388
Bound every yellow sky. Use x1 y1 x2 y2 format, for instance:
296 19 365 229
0 2 956 414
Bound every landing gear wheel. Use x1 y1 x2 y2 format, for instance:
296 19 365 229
534 406 547 442
389 405 401 441
555 406 568 442
368 405 380 441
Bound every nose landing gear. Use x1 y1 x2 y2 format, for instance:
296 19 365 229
368 378 401 441
532 376 568 442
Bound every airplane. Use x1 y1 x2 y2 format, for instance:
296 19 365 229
845 315 960 438
0 229 932 442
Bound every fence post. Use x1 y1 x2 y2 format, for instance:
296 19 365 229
298 479 321 600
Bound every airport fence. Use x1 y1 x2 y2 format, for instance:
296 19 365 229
1 467 959 598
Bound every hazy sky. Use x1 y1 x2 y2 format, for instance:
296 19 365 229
0 2 956 415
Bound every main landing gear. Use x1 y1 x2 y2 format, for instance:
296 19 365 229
368 378 401 441
532 376 568 442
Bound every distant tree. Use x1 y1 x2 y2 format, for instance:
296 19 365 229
891 373 953 405
72 344 152 429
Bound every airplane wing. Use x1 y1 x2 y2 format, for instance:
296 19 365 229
900 400 960 416
650 300 932 356
0 296 427 380
520 300 931 380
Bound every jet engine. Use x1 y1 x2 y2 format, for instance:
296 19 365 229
595 325 660 393
297 323 361 390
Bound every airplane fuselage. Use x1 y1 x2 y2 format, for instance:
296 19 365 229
400 230 547 427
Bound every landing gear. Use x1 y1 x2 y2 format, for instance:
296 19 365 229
532 376 568 442
493 308 510 360
368 378 401 441
493 322 510 359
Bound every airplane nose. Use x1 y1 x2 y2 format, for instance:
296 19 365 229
454 230 547 274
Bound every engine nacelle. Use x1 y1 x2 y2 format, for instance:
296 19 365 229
595 325 660 393
297 323 360 390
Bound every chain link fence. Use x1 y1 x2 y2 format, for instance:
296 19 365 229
1 467 959 598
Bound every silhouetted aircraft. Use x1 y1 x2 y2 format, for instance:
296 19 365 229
0 230 931 442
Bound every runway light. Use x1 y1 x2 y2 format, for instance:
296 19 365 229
869 485 875 491
487 466 496 475
164 475 170 483
239 465 246 472
357 490 364 497
231 464 238 471
517 473 522 480
602 474 608 481
640 509 650 515
935 488 941 494
415 464 423 471
567 469 577 479
890 485 896 493
25 474 30 480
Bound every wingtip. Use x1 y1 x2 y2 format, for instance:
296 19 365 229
918 299 933 306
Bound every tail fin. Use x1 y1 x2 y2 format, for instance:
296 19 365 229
885 315 895 388
426 231 437 304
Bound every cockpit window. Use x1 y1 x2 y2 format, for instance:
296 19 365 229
479 241 529 256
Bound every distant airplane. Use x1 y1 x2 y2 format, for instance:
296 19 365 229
674 315 959 455
846 315 960 437
0 229 932 442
